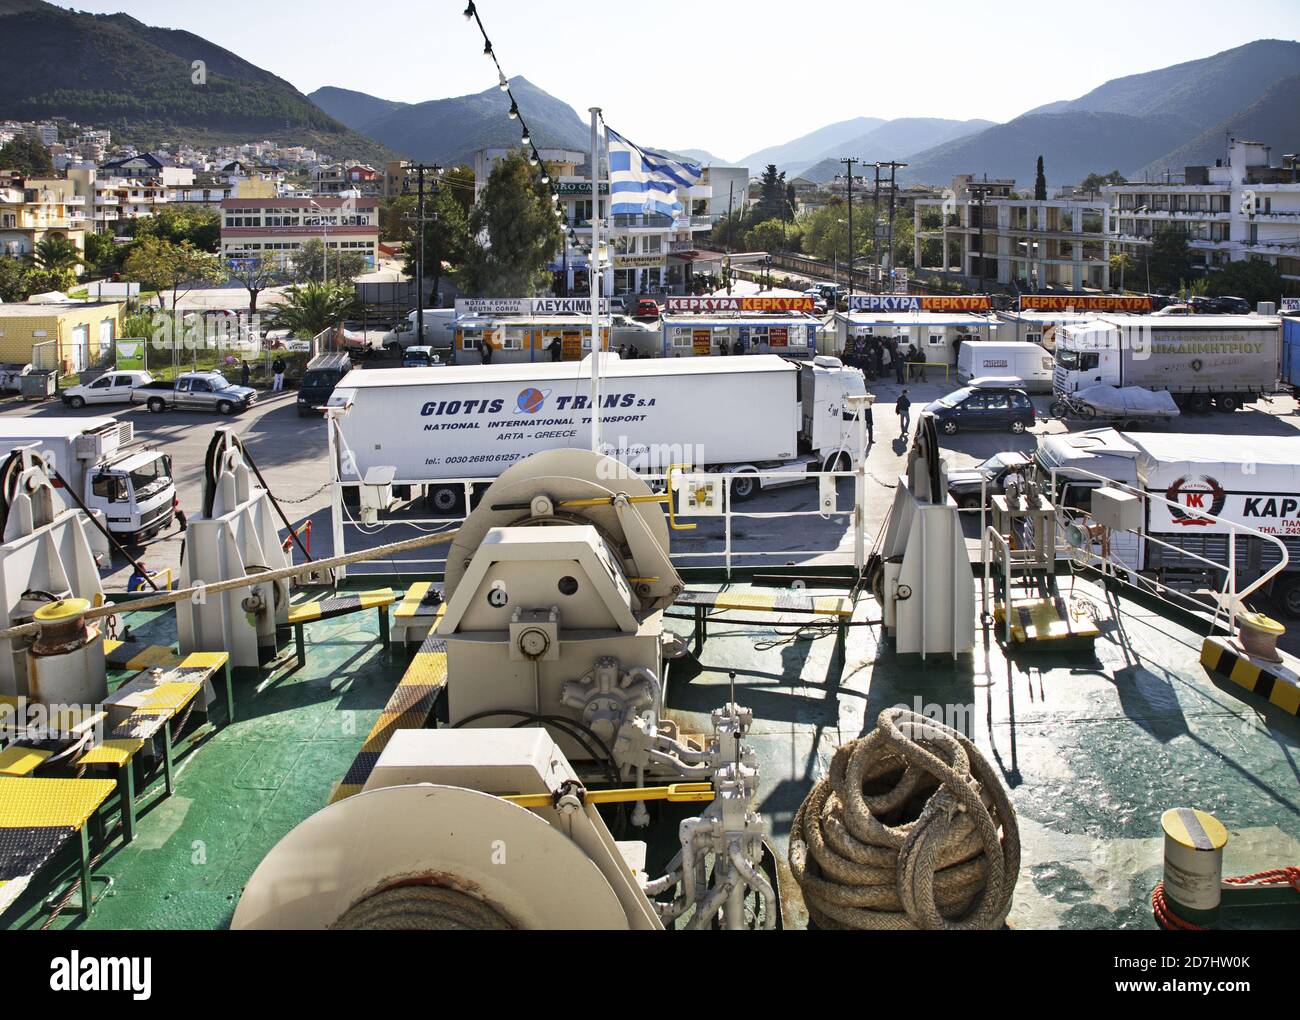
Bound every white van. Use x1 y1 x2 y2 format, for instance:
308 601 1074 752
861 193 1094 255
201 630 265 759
957 341 1054 392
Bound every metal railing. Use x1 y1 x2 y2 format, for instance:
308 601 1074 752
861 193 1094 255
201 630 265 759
1045 464 1290 635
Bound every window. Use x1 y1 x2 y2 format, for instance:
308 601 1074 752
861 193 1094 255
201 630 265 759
90 377 110 389
983 392 1010 411
928 332 944 346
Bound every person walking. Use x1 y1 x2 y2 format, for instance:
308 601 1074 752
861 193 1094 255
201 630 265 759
896 389 912 436
548 337 562 362
864 398 874 446
271 355 286 392
240 359 250 388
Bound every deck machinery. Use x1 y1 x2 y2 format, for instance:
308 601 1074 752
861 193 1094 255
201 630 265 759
235 448 776 930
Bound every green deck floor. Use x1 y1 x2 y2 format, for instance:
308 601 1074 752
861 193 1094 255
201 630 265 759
5 574 1298 930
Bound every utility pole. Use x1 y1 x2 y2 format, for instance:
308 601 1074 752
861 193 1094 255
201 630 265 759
877 161 907 291
838 157 859 296
725 180 734 295
871 163 882 291
403 163 442 346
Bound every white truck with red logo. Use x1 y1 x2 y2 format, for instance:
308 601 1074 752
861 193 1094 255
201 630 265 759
328 353 867 512
1033 428 1300 616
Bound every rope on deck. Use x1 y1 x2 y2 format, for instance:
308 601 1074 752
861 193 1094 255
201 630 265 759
789 706 1020 930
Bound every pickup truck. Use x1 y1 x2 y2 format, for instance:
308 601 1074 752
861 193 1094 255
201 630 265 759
133 371 257 415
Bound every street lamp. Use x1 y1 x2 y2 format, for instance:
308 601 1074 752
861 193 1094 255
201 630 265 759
309 199 329 285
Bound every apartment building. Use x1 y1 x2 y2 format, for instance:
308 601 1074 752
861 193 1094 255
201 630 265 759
218 195 380 269
914 174 1112 291
0 174 86 261
1105 139 1300 287
311 163 382 196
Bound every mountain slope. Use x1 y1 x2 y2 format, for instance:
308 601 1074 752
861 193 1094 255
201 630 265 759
1028 39 1300 128
739 117 886 172
0 0 395 161
900 111 1192 187
797 118 998 182
1135 72 1300 180
355 76 588 166
308 86 408 132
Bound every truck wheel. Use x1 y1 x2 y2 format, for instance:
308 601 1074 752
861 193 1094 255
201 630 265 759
1215 394 1241 413
68 395 85 409
1274 577 1300 620
430 486 463 515
217 400 234 415
147 397 165 413
730 474 758 502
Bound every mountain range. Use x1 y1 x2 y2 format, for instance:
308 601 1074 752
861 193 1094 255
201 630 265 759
1 4 1296 194
0 0 394 162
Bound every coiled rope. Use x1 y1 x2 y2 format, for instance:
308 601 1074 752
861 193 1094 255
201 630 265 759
1152 867 1300 930
789 706 1020 930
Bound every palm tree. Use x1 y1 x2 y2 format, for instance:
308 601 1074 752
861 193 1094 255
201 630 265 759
30 234 81 275
269 281 359 338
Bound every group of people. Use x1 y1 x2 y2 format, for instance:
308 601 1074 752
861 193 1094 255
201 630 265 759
238 355 287 391
841 336 928 385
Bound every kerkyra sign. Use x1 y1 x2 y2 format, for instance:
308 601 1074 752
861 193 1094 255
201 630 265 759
455 298 612 316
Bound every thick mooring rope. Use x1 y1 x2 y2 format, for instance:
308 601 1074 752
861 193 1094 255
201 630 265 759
789 707 1020 930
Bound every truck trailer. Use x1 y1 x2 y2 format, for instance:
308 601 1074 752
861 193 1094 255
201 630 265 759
1033 428 1300 616
1052 314 1281 412
329 353 867 510
0 417 177 542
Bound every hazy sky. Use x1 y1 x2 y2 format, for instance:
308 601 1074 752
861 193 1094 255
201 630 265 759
52 0 1300 160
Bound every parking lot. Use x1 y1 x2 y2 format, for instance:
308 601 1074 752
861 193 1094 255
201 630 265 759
0 361 1296 603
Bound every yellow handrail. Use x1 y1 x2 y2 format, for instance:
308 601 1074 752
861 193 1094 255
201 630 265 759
503 782 714 810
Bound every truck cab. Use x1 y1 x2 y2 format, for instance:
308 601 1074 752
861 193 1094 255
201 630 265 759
1053 330 1118 393
86 449 177 543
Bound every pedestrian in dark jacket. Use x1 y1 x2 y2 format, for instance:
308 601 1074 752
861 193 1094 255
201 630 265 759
896 390 912 435
894 342 906 384
240 360 250 387
271 356 286 392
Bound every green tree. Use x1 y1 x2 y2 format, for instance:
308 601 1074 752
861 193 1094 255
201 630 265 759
802 201 853 265
1109 251 1135 291
458 152 563 297
755 165 790 222
270 281 360 338
1081 170 1127 196
121 236 226 314
83 232 125 275
1146 227 1194 294
744 219 786 254
401 185 470 303
0 136 54 177
1034 156 1047 201
0 258 32 302
290 238 368 286
131 206 221 252
1206 258 1283 306
29 235 82 275
224 250 285 316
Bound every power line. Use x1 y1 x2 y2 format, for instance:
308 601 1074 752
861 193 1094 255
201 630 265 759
462 2 570 242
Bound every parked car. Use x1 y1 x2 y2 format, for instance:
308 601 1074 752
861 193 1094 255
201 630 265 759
1208 295 1252 315
633 298 661 321
923 383 1036 435
133 371 257 415
62 370 155 408
946 451 1031 509
297 352 354 417
401 345 440 368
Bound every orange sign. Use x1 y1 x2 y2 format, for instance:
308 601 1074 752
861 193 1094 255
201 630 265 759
693 330 712 355
1019 295 1152 312
667 296 815 314
769 326 789 348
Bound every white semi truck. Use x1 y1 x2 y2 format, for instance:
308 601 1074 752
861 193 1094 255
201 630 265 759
0 418 178 542
329 353 867 511
1052 314 1281 412
1033 428 1300 616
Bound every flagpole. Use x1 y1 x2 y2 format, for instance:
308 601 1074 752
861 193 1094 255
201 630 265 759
589 106 602 454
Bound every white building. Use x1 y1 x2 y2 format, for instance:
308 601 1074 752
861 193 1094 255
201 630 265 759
1104 139 1300 289
914 175 1112 291
473 147 714 297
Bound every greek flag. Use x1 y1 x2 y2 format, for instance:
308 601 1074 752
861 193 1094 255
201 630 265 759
606 127 703 218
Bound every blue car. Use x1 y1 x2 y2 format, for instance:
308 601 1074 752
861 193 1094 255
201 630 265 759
924 384 1036 435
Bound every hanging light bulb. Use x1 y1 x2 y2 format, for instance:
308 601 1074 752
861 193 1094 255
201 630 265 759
463 1 475 20
498 72 508 92
483 38 493 56
520 130 531 147
529 152 539 166
507 100 518 120
540 172 550 184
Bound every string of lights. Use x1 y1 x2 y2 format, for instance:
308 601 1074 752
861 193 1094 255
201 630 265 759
462 1 577 247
